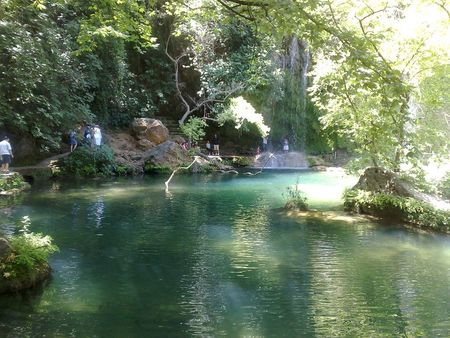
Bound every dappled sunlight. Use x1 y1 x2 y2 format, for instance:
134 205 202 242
3 174 450 336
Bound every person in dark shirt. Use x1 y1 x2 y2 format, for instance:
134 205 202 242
213 134 220 156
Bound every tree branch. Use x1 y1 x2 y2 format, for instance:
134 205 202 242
401 38 425 75
216 0 256 21
165 156 200 191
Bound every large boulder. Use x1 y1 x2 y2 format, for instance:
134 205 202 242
351 167 450 211
143 141 191 173
103 132 145 174
353 167 420 198
131 118 169 146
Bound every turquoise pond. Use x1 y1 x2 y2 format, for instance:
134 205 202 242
0 171 449 337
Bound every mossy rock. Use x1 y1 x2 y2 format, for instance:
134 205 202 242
0 261 51 294
0 173 30 196
344 189 450 232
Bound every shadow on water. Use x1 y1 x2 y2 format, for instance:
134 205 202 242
0 173 449 337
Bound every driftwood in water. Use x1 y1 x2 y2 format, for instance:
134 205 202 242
243 153 276 176
165 157 200 190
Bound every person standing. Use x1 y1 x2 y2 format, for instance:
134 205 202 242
68 129 78 152
262 136 268 152
206 140 211 155
83 124 92 146
213 134 220 156
0 136 13 173
93 125 102 146
283 137 289 153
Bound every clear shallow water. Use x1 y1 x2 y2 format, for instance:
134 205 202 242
0 171 449 337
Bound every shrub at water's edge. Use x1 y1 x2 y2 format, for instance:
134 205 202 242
283 183 309 211
0 173 30 196
56 145 129 177
344 189 450 232
0 217 58 294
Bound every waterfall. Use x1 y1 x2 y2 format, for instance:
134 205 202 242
298 39 309 153
277 36 310 152
253 151 308 169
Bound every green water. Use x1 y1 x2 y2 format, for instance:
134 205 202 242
0 171 449 337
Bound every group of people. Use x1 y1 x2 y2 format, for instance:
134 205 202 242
0 136 13 173
199 134 290 157
68 123 102 152
260 135 290 153
205 134 220 156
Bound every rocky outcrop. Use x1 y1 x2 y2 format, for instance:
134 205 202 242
345 167 450 231
353 167 450 211
131 118 169 146
353 167 429 202
0 261 51 294
143 141 191 173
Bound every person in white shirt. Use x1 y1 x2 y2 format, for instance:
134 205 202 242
0 136 13 173
93 125 102 146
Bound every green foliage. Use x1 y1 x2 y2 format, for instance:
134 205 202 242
143 164 173 174
344 189 450 231
0 0 448 174
180 117 207 144
217 96 269 137
1 216 58 280
115 164 135 176
0 174 27 192
0 0 93 152
231 156 252 167
58 145 117 177
438 173 450 200
283 180 308 211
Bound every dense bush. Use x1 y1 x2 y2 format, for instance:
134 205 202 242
57 145 117 177
231 156 253 167
1 216 58 283
0 173 27 192
344 189 450 231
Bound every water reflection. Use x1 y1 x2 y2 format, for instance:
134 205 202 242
0 173 449 337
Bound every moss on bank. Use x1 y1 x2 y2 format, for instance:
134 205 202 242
344 189 450 232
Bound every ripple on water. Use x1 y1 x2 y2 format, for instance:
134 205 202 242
0 173 449 337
